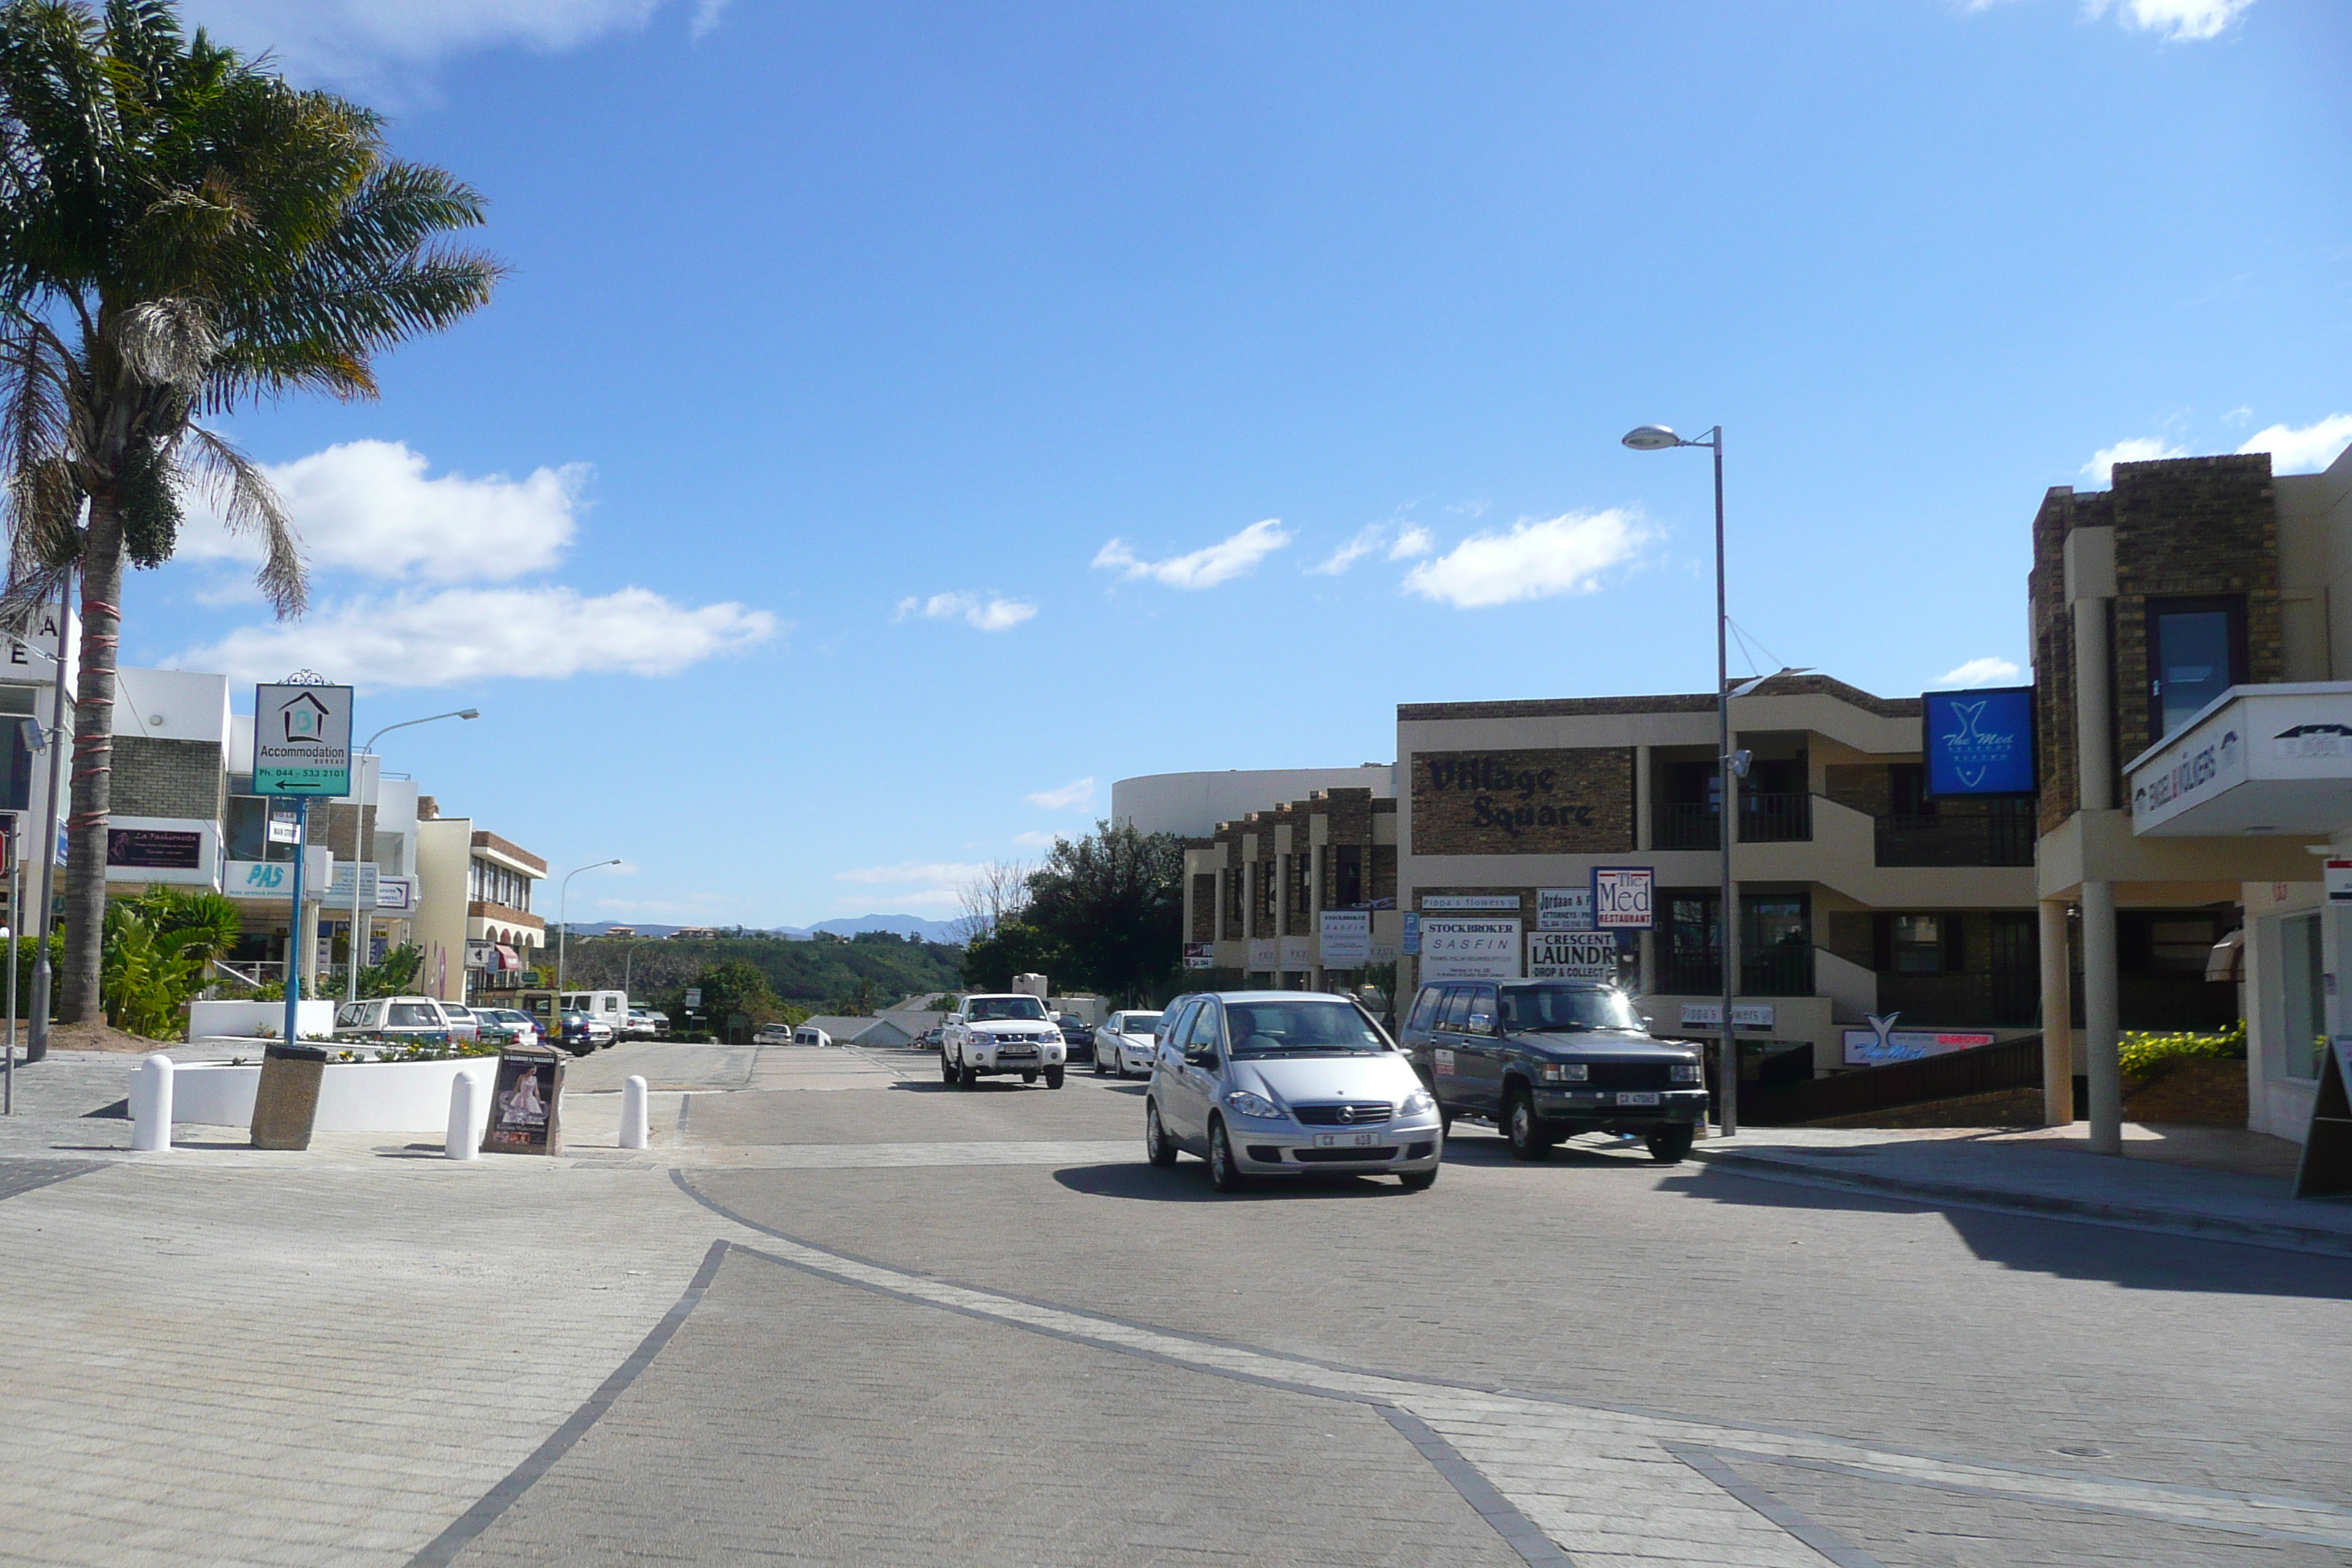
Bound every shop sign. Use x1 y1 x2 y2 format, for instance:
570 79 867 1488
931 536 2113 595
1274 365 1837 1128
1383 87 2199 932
1678 1001 1776 1030
267 813 301 845
1421 894 1520 912
1418 918 1520 982
481 1051 564 1156
1537 887 1593 930
1591 867 1654 930
1319 910 1371 965
1246 938 1280 972
2326 860 2352 903
1368 939 1399 963
1923 687 2035 796
1280 936 1315 970
685 987 702 1009
1526 929 1615 980
373 875 415 913
1414 749 1631 853
1842 1021 1995 1066
252 682 353 796
1401 913 1420 956
224 859 293 897
107 828 201 870
1183 942 1215 970
325 862 380 905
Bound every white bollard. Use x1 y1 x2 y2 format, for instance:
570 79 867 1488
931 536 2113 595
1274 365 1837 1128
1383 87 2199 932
445 1070 480 1161
620 1074 649 1150
130 1054 174 1153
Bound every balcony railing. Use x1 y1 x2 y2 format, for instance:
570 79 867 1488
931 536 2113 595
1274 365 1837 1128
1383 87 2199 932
1874 813 2035 867
1652 803 1718 851
1739 793 1812 843
1876 970 2039 1028
1656 943 1816 998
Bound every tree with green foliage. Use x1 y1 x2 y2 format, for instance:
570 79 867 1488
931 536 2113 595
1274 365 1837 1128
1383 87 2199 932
99 883 239 1036
0 1 500 1024
355 941 422 998
681 957 783 1038
959 822 1184 1003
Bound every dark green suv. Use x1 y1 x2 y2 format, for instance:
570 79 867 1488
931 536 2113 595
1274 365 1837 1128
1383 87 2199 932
1398 979 1707 1162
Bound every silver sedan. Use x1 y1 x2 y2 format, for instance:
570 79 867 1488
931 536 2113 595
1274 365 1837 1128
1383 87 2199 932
1090 1009 1164 1077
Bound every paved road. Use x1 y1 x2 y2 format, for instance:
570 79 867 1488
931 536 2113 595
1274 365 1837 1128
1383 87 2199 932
472 1047 2352 1568
2 1040 2347 1567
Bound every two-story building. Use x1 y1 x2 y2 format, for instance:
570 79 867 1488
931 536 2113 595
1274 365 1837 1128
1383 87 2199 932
1179 786 1402 992
413 801 546 1004
1395 676 2043 1100
2031 443 2352 1151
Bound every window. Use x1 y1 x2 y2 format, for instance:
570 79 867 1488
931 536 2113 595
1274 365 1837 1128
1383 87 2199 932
1407 987 1444 1032
1891 915 1951 975
1222 1000 1387 1056
1888 763 1931 818
2280 913 2325 1082
1331 845 1364 909
1224 867 1243 937
1463 985 1498 1036
1257 861 1276 922
388 1003 437 1027
2146 919 2221 973
1186 1002 1223 1054
2148 596 2247 742
1499 985 1643 1033
1440 987 1474 1032
1289 853 1311 917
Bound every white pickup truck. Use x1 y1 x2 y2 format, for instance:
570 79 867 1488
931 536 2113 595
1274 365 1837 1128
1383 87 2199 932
941 992 1067 1089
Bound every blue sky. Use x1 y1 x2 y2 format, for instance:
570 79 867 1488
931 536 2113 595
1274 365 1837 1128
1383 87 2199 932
140 0 2348 927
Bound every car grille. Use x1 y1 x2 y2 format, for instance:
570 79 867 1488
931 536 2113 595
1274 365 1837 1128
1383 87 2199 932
1586 1062 1673 1091
1293 1146 1398 1163
1293 1102 1393 1126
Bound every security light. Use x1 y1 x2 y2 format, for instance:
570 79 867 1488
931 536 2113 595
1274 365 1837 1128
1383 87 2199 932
1620 425 1684 451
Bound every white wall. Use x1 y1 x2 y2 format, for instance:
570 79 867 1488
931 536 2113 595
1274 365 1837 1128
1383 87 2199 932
110 668 230 744
1112 765 1394 839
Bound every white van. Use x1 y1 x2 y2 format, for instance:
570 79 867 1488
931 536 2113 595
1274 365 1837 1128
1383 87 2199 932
559 990 630 1043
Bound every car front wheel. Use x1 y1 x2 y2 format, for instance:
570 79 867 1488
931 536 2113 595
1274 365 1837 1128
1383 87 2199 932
1207 1118 1248 1194
1399 1167 1436 1192
1093 1047 1109 1077
1145 1101 1179 1166
1045 1066 1064 1090
1504 1088 1554 1161
1646 1124 1695 1164
940 1047 956 1085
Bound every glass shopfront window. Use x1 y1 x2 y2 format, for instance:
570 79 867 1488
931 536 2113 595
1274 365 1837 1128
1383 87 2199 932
2280 911 2325 1082
2148 596 2246 742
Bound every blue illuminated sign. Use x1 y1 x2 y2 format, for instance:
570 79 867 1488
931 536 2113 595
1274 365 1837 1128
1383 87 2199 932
1923 687 2035 796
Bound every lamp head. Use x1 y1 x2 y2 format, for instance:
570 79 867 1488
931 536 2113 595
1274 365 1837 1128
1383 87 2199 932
457 709 480 720
1621 425 1683 451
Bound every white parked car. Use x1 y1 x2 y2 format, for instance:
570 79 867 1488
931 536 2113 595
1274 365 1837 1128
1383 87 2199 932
941 993 1066 1089
754 1022 794 1045
474 1007 542 1047
333 995 475 1044
1092 1009 1163 1078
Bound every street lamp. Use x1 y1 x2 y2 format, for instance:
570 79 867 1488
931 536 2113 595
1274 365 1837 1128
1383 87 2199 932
347 709 479 1005
1621 423 1743 1135
621 937 648 999
554 859 623 1010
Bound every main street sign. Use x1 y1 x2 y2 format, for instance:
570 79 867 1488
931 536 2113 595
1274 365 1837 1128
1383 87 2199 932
253 683 353 796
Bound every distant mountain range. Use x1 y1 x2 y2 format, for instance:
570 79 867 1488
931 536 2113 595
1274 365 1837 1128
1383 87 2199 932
565 914 965 943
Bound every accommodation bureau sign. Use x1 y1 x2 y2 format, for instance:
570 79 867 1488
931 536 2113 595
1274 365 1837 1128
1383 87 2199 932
1414 748 1632 853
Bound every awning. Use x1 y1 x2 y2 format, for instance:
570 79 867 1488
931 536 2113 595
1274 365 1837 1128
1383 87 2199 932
494 943 523 971
2127 683 2352 837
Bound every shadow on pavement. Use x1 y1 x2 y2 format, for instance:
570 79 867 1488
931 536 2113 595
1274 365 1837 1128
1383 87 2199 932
888 1079 1065 1095
1055 1162 1417 1202
1656 1161 2352 1301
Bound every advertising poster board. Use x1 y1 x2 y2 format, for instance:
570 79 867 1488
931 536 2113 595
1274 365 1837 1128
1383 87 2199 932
1421 894 1521 912
1537 888 1594 930
1183 942 1215 970
1679 1002 1776 1030
1279 936 1315 971
1319 910 1371 966
106 828 201 870
1246 938 1280 972
1419 918 1521 981
1526 929 1615 980
1592 867 1655 930
252 682 354 796
482 1049 565 1156
1842 1026 1996 1066
1923 687 2035 797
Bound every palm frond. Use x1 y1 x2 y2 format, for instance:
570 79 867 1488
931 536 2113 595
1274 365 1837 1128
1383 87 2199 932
111 292 210 388
180 421 301 616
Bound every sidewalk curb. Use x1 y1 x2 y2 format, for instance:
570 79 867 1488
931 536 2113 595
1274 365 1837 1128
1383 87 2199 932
1689 1146 2352 1260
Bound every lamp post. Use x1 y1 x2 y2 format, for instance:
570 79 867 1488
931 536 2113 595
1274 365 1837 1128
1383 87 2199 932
621 937 648 999
1622 423 1744 1134
23 577 67 1063
554 860 623 1009
346 709 479 1005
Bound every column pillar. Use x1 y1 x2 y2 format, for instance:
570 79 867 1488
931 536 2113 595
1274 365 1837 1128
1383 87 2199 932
2081 879 2121 1154
2038 897 2075 1126
2074 597 2114 811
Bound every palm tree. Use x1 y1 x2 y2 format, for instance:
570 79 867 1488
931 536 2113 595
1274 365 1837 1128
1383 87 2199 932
0 1 499 1023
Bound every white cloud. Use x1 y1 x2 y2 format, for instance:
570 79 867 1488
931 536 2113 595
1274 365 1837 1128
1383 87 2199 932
892 592 1038 632
689 0 731 37
1937 656 2024 688
1026 777 1096 810
180 440 584 584
1388 525 1434 560
1402 510 1652 609
837 861 989 886
185 0 698 87
2237 414 2352 476
1093 519 1291 589
2083 435 2186 484
2086 0 2253 42
1309 527 1384 576
1011 830 1059 850
175 585 775 689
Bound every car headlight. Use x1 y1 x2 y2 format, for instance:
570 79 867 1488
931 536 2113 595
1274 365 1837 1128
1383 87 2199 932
1401 1088 1435 1117
1224 1090 1283 1120
1540 1063 1589 1082
1671 1063 1704 1084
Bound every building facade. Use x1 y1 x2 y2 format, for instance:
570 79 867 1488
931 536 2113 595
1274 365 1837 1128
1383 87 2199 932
1180 786 1401 992
2031 444 2352 1145
413 804 547 1003
1395 676 2042 1095
1116 765 1394 840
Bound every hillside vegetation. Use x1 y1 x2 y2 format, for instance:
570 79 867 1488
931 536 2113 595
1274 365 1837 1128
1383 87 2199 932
559 932 963 1015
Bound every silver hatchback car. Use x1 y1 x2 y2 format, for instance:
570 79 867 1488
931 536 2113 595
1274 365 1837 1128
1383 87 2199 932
1144 991 1442 1192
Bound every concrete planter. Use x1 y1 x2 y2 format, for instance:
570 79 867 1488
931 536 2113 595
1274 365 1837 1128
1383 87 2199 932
2123 1056 2250 1128
165 1055 500 1137
189 999 337 1041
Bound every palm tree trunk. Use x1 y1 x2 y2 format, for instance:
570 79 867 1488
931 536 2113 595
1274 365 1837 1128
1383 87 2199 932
58 497 123 1025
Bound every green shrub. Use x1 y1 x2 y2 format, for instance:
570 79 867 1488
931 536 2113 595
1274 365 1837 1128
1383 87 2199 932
2117 1019 2245 1077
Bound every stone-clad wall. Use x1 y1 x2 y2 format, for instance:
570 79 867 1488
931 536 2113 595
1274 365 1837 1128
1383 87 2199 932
1409 747 1635 855
110 736 224 823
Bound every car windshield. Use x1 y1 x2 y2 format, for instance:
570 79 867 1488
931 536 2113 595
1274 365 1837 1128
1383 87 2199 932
1224 1000 1389 1057
1120 1013 1161 1035
967 997 1048 1022
1499 984 1643 1033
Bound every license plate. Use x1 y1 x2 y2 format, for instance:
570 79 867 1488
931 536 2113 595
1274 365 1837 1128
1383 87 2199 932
1617 1092 1661 1107
1314 1132 1377 1148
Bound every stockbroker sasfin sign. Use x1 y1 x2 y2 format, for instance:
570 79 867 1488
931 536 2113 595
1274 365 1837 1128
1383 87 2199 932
1922 687 2035 797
